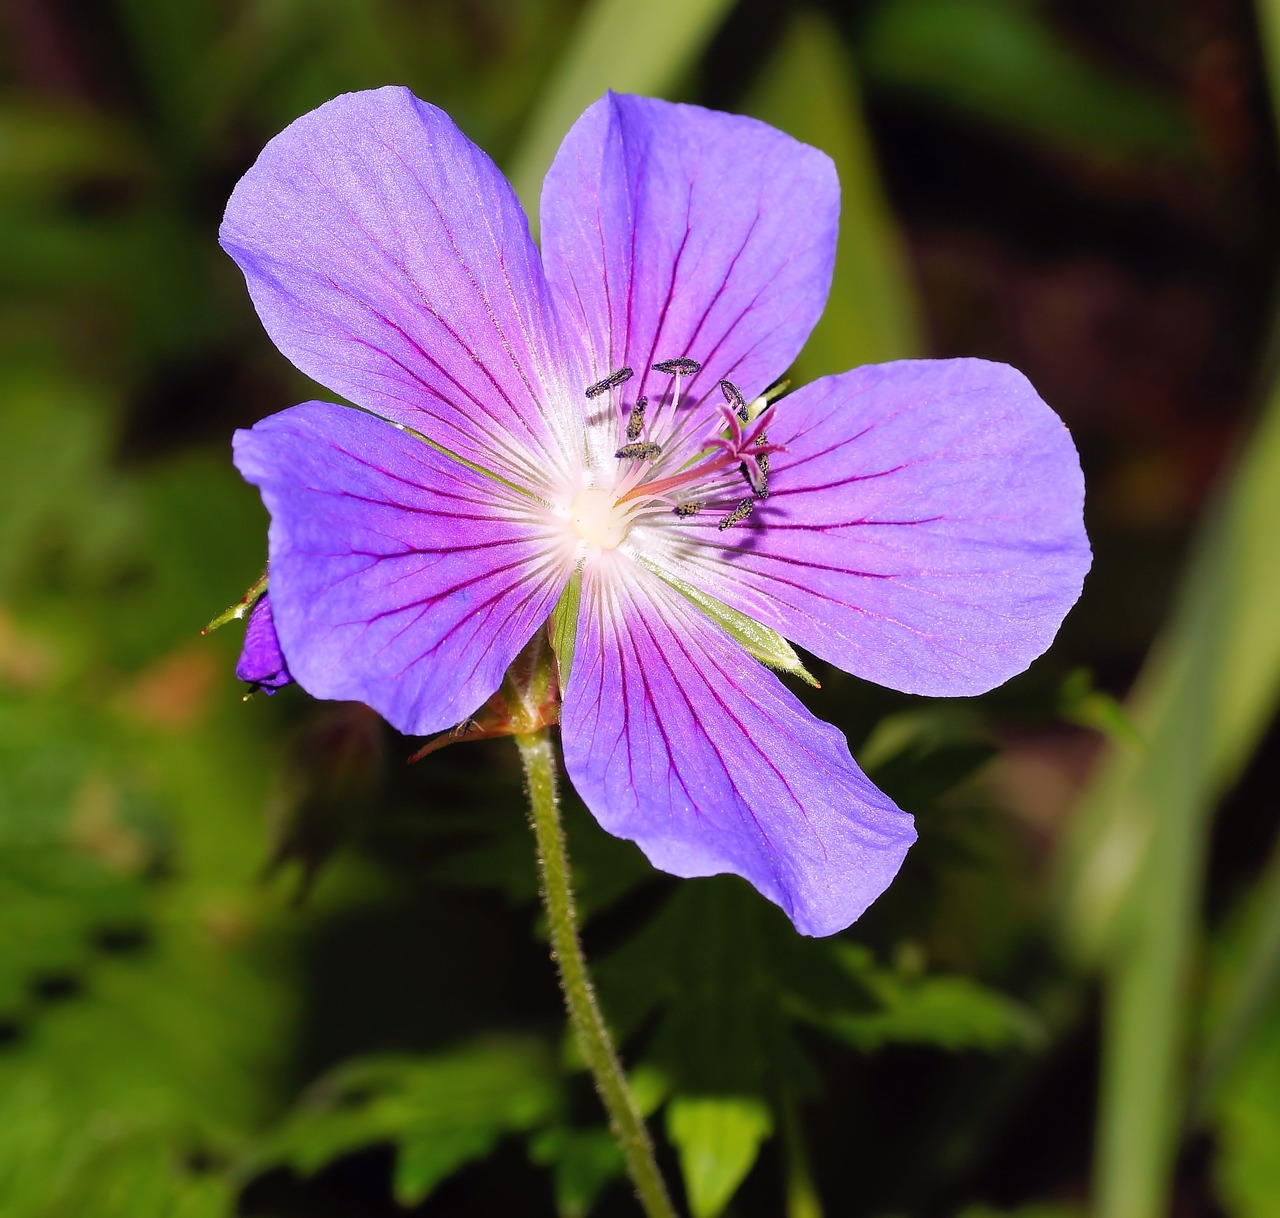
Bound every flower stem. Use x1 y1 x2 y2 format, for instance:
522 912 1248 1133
515 728 679 1218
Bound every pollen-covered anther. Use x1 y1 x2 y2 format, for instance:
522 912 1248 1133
653 357 701 376
755 435 770 499
718 497 756 531
615 441 661 461
626 397 648 441
720 379 748 422
673 501 704 518
585 366 634 399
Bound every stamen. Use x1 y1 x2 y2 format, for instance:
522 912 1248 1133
718 497 756 531
720 379 748 423
626 397 648 441
653 357 702 376
755 434 770 499
615 441 662 461
585 367 634 399
673 501 704 518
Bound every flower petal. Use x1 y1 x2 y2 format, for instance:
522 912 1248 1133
233 401 569 736
221 86 586 492
235 592 293 694
540 93 837 458
560 559 915 936
644 359 1091 696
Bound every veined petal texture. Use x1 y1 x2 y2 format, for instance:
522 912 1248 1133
540 92 838 464
221 86 587 493
560 560 916 936
653 358 1091 696
233 402 570 736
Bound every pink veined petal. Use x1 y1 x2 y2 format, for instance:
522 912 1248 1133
641 358 1092 697
540 92 838 465
233 401 570 736
221 86 588 494
559 558 916 937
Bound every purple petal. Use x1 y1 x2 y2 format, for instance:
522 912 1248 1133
235 592 293 694
221 87 587 490
648 359 1091 696
233 401 570 736
560 560 915 936
540 93 837 439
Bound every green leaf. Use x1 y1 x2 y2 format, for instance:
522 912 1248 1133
599 878 1034 1099
666 1095 773 1218
252 1040 561 1204
819 944 1044 1052
529 1125 624 1218
506 0 737 222
747 8 921 374
645 563 818 686
1057 668 1145 750
860 0 1195 163
1200 872 1280 1216
1209 991 1280 1216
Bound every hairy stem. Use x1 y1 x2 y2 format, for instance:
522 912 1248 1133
515 729 679 1218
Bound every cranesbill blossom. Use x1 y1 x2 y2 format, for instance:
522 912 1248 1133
224 87 1090 936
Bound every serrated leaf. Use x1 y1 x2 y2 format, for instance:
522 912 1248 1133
820 944 1044 1052
530 1125 624 1218
666 1095 773 1218
253 1040 561 1203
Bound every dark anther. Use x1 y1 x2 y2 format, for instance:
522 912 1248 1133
674 501 704 518
615 441 662 461
720 379 749 422
718 497 756 531
626 397 648 441
585 367 634 399
653 357 702 376
738 454 769 498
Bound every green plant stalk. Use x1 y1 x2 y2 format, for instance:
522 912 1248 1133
1069 306 1280 1218
779 1090 824 1218
515 729 679 1218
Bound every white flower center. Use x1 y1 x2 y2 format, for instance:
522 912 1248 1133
568 487 630 551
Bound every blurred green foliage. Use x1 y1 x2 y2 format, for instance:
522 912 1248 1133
1 0 1278 1216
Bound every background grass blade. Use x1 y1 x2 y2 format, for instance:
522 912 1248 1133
1053 241 1280 1218
506 0 737 222
745 7 922 373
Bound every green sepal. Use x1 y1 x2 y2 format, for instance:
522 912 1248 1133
203 569 267 634
549 569 583 687
644 563 819 687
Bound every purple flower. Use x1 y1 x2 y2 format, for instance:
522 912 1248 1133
235 592 293 694
223 88 1089 935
